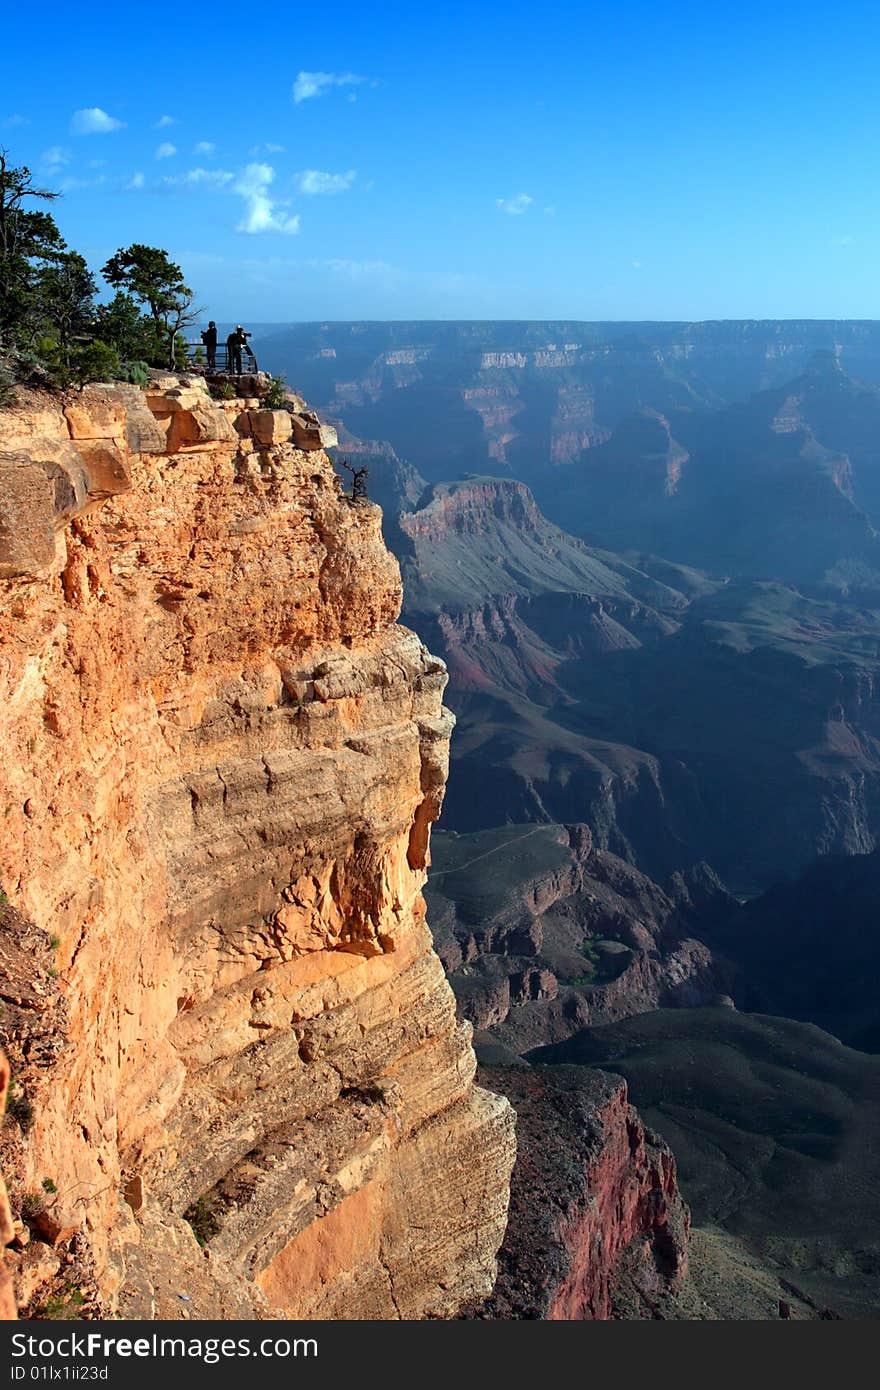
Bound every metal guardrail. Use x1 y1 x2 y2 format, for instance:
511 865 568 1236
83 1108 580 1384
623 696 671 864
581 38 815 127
184 342 260 374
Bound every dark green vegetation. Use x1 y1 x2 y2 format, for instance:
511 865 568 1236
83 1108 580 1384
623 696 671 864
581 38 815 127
100 244 198 369
36 1286 86 1321
4 1084 34 1132
529 1008 880 1319
183 1193 223 1247
0 149 198 388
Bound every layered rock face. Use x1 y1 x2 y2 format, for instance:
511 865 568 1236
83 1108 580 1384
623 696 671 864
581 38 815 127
0 376 514 1318
470 1066 688 1320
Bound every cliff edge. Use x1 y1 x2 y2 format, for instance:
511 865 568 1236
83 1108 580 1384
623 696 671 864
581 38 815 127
0 375 515 1318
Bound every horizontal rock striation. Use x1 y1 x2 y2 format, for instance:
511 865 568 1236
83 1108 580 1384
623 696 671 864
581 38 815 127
0 376 514 1319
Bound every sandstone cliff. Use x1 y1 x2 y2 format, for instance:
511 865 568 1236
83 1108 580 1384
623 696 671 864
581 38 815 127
0 375 515 1318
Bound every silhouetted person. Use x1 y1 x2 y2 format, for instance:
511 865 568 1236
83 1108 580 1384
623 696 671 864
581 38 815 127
226 324 252 375
201 320 217 369
341 459 369 500
225 329 238 374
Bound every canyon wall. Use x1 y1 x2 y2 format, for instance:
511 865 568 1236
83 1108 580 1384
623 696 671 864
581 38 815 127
470 1065 689 1320
0 376 515 1318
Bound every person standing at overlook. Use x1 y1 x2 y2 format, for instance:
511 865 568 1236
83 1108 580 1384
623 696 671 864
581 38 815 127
201 320 217 369
226 324 252 375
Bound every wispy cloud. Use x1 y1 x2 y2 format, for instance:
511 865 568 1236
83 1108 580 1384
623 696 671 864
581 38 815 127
297 168 356 195
234 163 300 234
250 141 285 156
125 172 145 191
2 113 29 128
194 141 215 155
154 115 177 129
41 146 71 173
71 107 125 135
496 193 534 216
292 71 367 103
155 142 177 160
59 174 107 192
164 167 234 189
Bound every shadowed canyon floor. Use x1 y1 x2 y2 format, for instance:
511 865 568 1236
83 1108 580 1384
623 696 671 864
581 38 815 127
529 1008 880 1319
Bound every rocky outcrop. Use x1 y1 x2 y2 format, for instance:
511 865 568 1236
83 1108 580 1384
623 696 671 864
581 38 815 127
426 823 731 1054
0 376 514 1319
470 1065 688 1320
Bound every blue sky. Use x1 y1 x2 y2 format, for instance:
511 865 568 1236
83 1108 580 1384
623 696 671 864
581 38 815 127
3 0 879 320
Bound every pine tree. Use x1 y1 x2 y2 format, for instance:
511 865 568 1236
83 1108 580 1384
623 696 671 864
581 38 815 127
101 244 199 368
0 149 66 353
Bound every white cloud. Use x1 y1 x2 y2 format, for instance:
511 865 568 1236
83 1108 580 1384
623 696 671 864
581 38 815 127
234 162 300 234
249 141 285 155
155 115 177 128
164 167 234 188
59 174 107 191
632 259 642 269
297 168 356 195
125 172 145 190
292 71 366 103
71 107 125 134
496 193 533 216
155 142 177 160
41 146 71 173
2 113 29 128
194 141 215 155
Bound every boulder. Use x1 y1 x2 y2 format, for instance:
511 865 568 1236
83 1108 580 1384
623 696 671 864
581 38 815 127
32 1206 79 1248
65 385 166 455
290 412 338 452
249 410 293 447
167 405 238 451
0 454 57 578
64 394 126 441
69 440 132 499
0 430 135 578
